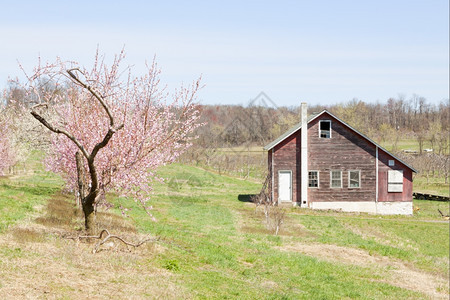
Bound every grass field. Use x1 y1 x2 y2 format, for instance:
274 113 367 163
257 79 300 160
413 176 449 197
0 152 62 232
379 139 433 153
0 158 449 299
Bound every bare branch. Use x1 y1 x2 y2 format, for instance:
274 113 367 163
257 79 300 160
67 68 116 128
30 109 89 158
77 229 158 253
90 123 124 161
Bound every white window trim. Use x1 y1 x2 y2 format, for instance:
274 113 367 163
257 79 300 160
348 170 361 189
319 120 332 138
330 170 342 188
308 170 319 188
278 170 293 202
388 160 395 166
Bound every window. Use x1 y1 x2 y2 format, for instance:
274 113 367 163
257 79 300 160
308 171 319 188
348 170 360 188
330 170 342 188
388 160 395 166
319 120 331 138
388 170 403 192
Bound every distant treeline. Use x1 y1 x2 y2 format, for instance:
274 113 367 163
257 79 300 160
195 96 449 154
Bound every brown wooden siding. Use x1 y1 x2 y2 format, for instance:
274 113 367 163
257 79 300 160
273 131 300 202
307 113 377 203
271 111 413 205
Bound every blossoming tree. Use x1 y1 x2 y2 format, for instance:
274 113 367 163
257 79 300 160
0 113 15 175
21 51 202 232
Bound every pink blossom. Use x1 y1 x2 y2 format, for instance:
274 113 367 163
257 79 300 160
21 51 203 218
0 114 15 175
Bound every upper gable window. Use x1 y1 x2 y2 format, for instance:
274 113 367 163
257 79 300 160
319 120 331 138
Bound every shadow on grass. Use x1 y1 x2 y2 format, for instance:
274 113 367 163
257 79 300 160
35 192 137 234
238 194 257 203
35 193 80 229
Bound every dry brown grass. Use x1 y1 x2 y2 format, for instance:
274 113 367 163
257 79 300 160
0 235 185 299
95 211 137 234
11 227 46 243
0 193 188 299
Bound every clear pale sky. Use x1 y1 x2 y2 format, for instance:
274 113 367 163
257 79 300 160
0 0 448 107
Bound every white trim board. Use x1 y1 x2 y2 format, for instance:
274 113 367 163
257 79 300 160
376 147 379 202
310 201 413 215
271 149 274 202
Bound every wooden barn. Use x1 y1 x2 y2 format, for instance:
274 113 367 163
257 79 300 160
264 103 417 215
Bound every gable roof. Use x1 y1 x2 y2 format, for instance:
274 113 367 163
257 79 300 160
264 110 418 173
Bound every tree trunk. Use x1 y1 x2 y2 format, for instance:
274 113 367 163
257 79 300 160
75 151 85 207
82 201 95 234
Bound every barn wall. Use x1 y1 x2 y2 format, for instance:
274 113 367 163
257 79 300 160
272 131 300 203
307 113 377 203
271 111 413 209
377 150 413 202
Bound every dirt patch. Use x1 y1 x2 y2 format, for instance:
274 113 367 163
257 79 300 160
278 242 449 299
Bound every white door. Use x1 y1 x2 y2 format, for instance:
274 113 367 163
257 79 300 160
279 171 292 202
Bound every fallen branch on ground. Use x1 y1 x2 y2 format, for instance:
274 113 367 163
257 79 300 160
65 229 158 253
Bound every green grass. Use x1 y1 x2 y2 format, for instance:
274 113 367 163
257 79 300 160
413 176 449 196
379 139 435 153
293 214 449 274
413 199 449 218
111 163 448 299
0 151 62 232
0 159 448 298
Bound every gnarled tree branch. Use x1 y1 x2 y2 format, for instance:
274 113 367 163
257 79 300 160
30 107 90 159
67 68 119 129
77 229 157 253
